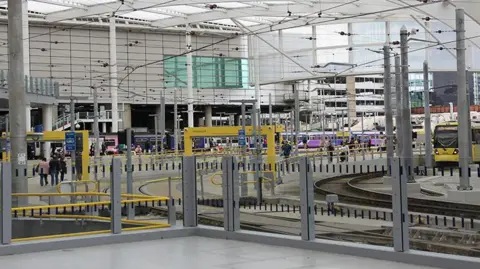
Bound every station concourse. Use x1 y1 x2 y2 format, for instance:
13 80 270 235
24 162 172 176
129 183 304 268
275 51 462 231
1 1 480 269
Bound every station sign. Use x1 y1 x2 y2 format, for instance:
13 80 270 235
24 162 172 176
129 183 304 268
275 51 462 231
238 130 246 146
65 132 76 151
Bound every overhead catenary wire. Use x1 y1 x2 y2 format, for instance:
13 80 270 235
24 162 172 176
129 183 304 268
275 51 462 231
0 1 473 104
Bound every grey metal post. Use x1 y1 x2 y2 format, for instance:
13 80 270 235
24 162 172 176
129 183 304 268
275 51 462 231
167 177 176 225
240 102 248 197
395 55 403 158
400 26 414 182
456 9 472 190
269 93 273 125
154 115 158 154
126 128 134 219
251 103 262 204
1 162 12 244
182 156 197 227
361 112 365 160
110 158 122 234
299 157 315 241
8 0 28 206
222 156 240 231
160 94 166 155
384 44 394 173
294 84 300 156
391 157 409 251
93 87 100 185
174 91 178 155
70 98 78 182
423 61 433 167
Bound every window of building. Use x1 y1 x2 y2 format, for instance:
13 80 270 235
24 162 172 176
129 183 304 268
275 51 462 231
163 55 248 89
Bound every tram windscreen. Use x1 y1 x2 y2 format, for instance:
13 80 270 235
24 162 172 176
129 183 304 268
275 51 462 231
434 126 458 148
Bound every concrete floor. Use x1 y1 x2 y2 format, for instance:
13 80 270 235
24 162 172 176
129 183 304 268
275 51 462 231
0 237 441 269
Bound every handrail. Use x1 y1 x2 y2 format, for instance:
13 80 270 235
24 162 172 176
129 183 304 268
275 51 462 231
209 171 274 186
13 192 155 199
12 197 169 212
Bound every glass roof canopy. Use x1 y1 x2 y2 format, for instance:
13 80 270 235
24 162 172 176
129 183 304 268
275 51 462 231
0 0 477 34
0 0 479 51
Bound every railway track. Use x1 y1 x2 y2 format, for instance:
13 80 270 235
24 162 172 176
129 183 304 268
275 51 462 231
314 173 480 219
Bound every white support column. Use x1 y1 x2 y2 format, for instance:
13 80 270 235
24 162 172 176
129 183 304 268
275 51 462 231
279 30 284 79
309 25 316 128
186 25 194 128
22 0 30 131
43 105 53 159
254 36 261 110
424 21 433 167
102 122 107 133
205 105 212 127
109 16 119 133
346 23 356 121
8 0 28 206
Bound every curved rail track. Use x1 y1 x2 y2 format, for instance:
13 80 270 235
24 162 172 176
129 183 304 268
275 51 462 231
314 173 480 219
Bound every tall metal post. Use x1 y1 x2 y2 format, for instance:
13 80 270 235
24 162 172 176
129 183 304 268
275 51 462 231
93 87 100 187
154 115 158 154
269 93 273 125
400 26 414 182
126 128 134 219
160 94 165 155
110 158 122 234
109 16 118 133
240 102 248 197
384 44 394 172
174 91 178 155
254 36 261 111
70 98 76 179
395 55 403 157
182 156 198 227
8 0 28 206
186 25 194 127
456 9 472 190
1 162 12 244
252 102 262 204
294 84 300 156
423 61 433 167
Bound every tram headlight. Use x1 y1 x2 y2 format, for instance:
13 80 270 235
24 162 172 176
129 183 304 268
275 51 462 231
453 149 459 155
435 149 439 155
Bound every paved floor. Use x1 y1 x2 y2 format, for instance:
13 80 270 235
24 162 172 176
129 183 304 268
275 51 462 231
0 237 441 269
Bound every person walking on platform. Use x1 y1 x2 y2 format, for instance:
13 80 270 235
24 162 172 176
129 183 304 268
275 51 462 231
37 157 49 186
60 156 67 182
49 155 60 186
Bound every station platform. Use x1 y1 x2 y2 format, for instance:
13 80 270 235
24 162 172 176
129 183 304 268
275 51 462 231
356 168 480 205
0 236 440 269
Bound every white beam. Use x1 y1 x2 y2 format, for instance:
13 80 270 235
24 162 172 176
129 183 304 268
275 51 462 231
246 2 269 9
46 1 129 22
35 0 87 9
146 7 187 18
151 3 329 27
238 17 273 25
248 1 435 33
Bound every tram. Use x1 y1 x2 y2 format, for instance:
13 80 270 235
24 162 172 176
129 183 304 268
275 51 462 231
433 122 480 164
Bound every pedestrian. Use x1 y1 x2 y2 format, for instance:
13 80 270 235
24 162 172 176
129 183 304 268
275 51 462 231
37 157 49 186
49 155 60 186
60 156 67 182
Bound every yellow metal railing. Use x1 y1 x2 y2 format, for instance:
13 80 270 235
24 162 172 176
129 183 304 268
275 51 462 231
10 193 171 242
